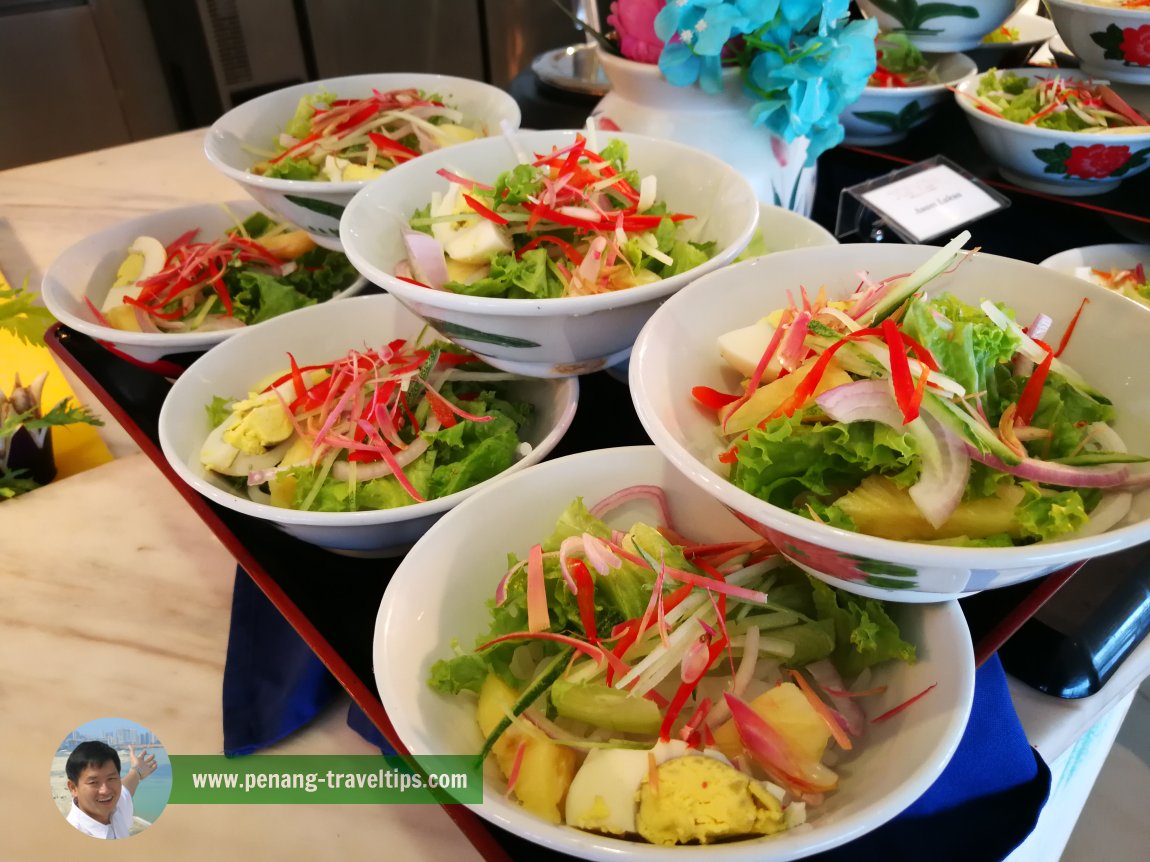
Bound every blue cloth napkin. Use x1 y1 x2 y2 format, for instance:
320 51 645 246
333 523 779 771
809 653 1051 862
222 568 343 757
222 569 1050 860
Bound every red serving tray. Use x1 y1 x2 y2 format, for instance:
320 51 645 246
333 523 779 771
46 321 1081 861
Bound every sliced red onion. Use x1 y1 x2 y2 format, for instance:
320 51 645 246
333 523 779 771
493 560 527 607
246 466 281 486
723 693 839 794
402 230 449 290
806 660 866 736
582 533 620 576
817 380 969 527
557 535 585 594
966 446 1144 488
816 378 904 427
331 433 430 481
589 484 674 529
132 305 160 333
908 411 969 529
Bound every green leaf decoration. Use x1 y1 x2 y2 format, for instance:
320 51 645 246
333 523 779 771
0 278 56 346
1034 143 1071 174
1091 24 1126 62
866 0 979 31
1112 146 1150 178
422 317 541 349
864 574 919 590
284 195 345 221
856 558 918 578
853 110 903 130
855 100 926 132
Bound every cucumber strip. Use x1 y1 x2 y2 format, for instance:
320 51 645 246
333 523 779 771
920 389 1022 465
1055 452 1150 466
550 680 662 735
477 647 572 763
862 231 972 325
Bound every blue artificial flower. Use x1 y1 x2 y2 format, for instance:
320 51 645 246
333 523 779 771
650 0 879 165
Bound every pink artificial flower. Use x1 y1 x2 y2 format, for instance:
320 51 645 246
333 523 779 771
607 0 666 64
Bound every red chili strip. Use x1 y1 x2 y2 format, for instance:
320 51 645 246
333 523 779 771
516 234 584 265
569 559 598 642
882 318 919 423
367 132 420 161
1054 298 1089 358
870 682 937 724
692 385 741 410
1015 338 1054 427
463 193 509 226
658 636 727 741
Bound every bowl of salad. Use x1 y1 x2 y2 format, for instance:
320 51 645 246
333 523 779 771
841 35 977 146
964 12 1057 72
1044 0 1150 85
1040 243 1150 308
339 130 759 377
628 237 1150 600
374 445 975 860
41 200 366 366
856 0 1016 52
204 73 522 251
954 67 1150 196
157 293 578 555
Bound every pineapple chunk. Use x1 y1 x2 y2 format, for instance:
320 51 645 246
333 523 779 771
712 682 831 764
258 229 318 261
834 475 1025 541
475 674 576 824
719 356 852 434
718 319 776 378
104 304 142 332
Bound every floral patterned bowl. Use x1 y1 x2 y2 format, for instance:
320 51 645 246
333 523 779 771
1044 0 1150 85
953 67 1150 196
628 244 1150 601
841 52 978 146
339 130 759 378
857 0 1016 52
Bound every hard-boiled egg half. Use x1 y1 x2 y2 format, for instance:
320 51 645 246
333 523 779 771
200 370 326 485
100 236 167 329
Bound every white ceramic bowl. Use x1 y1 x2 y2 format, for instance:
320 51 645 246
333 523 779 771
842 53 978 146
629 244 1150 601
158 294 577 556
340 130 759 378
858 0 1017 51
41 200 366 366
1040 242 1150 307
964 12 1058 71
374 445 975 861
204 74 522 250
750 203 839 254
954 67 1150 196
1044 0 1150 85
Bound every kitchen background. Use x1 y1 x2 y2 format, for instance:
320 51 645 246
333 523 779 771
0 0 608 169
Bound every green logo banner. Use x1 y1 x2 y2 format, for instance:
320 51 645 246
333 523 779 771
168 755 482 804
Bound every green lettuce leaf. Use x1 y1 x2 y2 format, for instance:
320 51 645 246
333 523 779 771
731 413 919 510
808 577 916 677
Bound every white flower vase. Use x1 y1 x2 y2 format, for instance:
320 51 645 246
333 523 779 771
591 49 817 217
